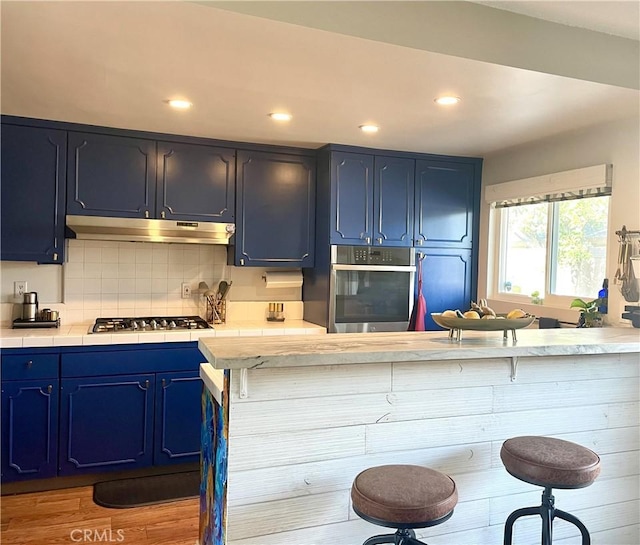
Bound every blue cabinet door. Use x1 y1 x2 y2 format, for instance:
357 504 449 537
414 159 477 248
1 379 59 482
1 124 66 263
330 152 374 245
235 151 315 267
67 132 156 218
417 248 473 331
157 142 235 222
154 371 202 465
374 156 414 247
58 374 155 475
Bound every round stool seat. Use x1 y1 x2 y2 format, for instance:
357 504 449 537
351 464 458 527
501 436 601 489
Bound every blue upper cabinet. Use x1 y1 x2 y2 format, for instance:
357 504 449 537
414 159 479 248
68 132 237 222
67 132 156 218
329 152 414 247
234 150 315 267
1 124 66 263
330 152 374 245
156 142 235 222
374 155 414 247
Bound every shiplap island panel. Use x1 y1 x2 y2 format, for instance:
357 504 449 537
198 329 640 545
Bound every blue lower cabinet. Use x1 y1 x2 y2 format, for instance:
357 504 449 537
2 343 203 483
1 379 59 482
58 374 155 475
418 248 473 331
154 371 202 465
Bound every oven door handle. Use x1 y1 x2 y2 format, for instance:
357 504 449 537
331 264 416 272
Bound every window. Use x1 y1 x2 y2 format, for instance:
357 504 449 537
485 164 612 306
497 196 609 302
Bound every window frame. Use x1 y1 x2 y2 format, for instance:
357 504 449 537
490 196 610 310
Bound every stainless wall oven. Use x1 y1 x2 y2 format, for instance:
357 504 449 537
329 246 415 333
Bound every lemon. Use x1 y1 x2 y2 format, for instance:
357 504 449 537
463 310 480 319
507 309 527 319
441 310 457 318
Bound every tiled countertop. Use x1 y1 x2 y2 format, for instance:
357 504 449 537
0 320 325 348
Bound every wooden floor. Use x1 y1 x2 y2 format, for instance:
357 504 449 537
1 486 199 545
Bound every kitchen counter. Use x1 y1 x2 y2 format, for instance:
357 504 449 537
198 327 640 370
197 328 640 545
0 320 325 348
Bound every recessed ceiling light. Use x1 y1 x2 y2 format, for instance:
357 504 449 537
434 96 461 106
359 124 379 133
269 112 292 121
166 99 193 110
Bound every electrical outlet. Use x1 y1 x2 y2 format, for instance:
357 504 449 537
181 282 192 299
14 281 27 298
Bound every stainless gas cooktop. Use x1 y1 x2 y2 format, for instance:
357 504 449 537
90 316 212 334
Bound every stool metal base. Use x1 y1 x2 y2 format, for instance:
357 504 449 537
504 487 591 545
356 509 454 545
363 528 424 545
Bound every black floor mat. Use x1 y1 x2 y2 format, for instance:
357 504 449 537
93 470 200 508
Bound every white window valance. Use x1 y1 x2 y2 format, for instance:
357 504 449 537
484 164 612 208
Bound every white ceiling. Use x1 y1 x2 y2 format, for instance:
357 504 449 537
1 1 638 157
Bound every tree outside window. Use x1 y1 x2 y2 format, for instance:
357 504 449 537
499 196 609 300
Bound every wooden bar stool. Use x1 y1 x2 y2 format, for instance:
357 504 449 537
500 436 601 545
351 464 458 545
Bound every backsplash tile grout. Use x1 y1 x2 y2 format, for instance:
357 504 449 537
61 239 225 324
1 240 304 326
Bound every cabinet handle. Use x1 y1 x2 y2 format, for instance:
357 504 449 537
144 380 150 388
47 385 53 393
145 210 150 218
377 237 383 245
26 360 33 369
365 237 371 244
161 211 166 219
162 379 166 387
53 253 58 261
240 258 245 266
416 239 423 246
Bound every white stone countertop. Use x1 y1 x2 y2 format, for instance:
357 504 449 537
198 327 640 370
0 320 325 349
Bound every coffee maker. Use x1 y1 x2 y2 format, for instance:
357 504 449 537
21 292 38 321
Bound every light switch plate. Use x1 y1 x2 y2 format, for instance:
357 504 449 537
181 282 192 299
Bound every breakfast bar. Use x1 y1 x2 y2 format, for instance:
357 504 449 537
197 328 639 545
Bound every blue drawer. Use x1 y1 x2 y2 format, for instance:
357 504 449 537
61 347 204 377
2 354 59 380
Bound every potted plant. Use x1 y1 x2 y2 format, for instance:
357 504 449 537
570 298 603 328
531 290 544 305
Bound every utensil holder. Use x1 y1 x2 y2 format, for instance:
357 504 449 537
207 297 226 324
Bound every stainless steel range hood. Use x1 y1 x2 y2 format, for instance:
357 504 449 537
66 215 235 245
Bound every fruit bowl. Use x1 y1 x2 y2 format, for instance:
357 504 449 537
431 313 535 341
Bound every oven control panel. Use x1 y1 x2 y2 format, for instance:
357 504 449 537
332 245 414 266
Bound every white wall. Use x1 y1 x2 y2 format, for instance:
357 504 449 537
478 116 640 325
0 240 302 325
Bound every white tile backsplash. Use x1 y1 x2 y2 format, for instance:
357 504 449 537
57 240 222 322
1 239 304 326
